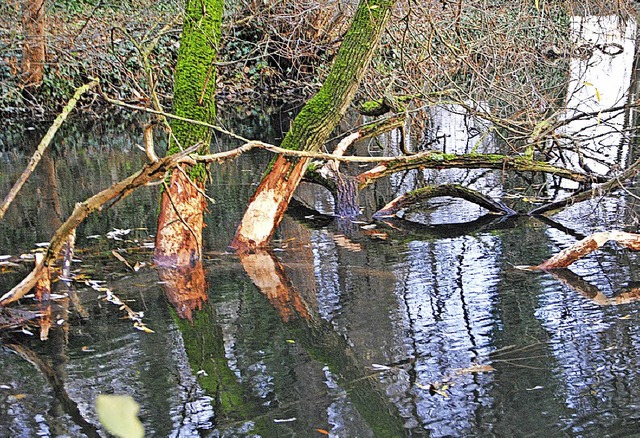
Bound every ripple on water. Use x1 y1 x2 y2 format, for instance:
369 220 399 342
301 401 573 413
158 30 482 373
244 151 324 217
389 235 501 436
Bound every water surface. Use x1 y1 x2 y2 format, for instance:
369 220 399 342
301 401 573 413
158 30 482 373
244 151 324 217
2 111 640 437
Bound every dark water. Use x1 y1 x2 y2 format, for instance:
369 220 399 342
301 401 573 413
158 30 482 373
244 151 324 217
2 113 640 437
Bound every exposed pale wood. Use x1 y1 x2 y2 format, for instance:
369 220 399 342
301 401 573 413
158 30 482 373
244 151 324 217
0 143 200 306
230 155 310 250
34 252 51 340
535 230 640 270
231 0 397 250
155 170 207 267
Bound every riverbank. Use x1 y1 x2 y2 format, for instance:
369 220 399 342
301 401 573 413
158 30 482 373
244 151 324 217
1 0 341 121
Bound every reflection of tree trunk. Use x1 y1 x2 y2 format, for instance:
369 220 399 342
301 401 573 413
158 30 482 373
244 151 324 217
8 336 100 437
21 0 46 92
158 261 207 321
238 249 311 322
239 248 407 436
155 0 223 266
231 0 396 251
168 302 275 434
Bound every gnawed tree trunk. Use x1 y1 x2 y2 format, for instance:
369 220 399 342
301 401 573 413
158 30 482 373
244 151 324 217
231 0 396 251
154 0 223 267
21 0 46 92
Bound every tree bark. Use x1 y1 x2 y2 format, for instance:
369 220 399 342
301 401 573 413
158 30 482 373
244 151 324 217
231 0 397 251
373 183 517 219
535 230 640 270
155 0 223 267
21 0 46 92
356 153 607 189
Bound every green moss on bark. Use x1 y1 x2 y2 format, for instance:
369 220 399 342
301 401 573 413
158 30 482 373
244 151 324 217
276 0 396 154
168 0 223 183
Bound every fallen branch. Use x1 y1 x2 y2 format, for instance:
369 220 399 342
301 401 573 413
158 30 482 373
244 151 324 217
529 156 640 215
373 184 517 219
356 153 606 188
102 94 604 189
0 79 99 220
0 143 200 306
533 230 640 270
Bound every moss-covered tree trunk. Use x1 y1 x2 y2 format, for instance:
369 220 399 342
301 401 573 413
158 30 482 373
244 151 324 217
155 0 223 267
230 0 396 251
21 0 46 92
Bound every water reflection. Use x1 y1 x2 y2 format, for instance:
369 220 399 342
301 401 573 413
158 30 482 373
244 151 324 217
5 107 640 437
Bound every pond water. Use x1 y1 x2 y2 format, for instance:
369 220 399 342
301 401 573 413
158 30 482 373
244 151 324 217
2 106 640 438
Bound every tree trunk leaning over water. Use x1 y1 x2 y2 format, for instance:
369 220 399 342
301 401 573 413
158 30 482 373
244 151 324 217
155 0 223 267
230 0 397 251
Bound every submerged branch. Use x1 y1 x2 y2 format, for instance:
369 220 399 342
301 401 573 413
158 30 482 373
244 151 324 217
0 79 99 220
373 184 516 218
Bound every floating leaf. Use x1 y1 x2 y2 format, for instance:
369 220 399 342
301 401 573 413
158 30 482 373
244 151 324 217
454 364 495 375
273 417 297 423
286 339 296 344
315 428 330 435
112 250 133 271
96 394 144 438
371 363 392 371
134 322 155 333
526 385 544 391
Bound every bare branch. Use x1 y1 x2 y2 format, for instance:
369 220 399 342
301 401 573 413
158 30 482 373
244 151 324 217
0 79 99 220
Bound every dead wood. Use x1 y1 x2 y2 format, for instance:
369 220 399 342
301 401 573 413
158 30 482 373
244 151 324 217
0 79 99 220
529 156 640 215
356 153 606 189
34 252 52 340
373 184 516 219
0 143 200 306
534 230 640 270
